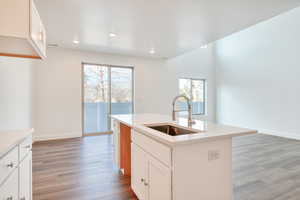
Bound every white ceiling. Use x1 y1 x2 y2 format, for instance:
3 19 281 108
36 0 300 58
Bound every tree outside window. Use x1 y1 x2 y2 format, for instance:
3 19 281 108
178 78 206 115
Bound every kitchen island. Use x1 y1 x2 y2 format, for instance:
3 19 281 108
111 114 257 200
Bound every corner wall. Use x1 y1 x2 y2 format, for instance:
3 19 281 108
0 56 34 130
215 7 300 139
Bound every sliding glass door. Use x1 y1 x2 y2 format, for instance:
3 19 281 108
111 67 133 115
83 63 133 135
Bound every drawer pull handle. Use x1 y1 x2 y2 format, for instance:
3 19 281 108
6 196 13 200
6 162 14 168
20 197 26 200
24 145 31 149
144 182 149 186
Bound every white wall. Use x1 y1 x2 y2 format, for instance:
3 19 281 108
33 48 169 140
0 56 34 130
165 46 216 121
30 6 300 141
215 7 300 139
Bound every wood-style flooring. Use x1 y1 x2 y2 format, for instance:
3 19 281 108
33 134 300 200
233 134 300 200
33 135 136 200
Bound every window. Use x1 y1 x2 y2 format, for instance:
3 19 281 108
178 78 206 115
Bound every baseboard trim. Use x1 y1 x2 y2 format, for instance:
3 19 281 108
259 129 300 140
217 121 300 141
34 132 82 142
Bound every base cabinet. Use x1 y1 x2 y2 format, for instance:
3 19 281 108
0 170 18 200
131 144 148 200
0 135 32 200
131 143 171 200
131 130 233 200
148 158 171 200
19 152 32 200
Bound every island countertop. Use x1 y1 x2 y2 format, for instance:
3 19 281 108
0 128 34 158
111 113 257 145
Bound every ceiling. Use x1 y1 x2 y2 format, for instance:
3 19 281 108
36 0 300 58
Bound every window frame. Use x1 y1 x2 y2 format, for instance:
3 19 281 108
178 78 206 115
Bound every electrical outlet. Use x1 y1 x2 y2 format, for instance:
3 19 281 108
208 150 220 161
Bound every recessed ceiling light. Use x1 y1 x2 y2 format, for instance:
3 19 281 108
149 49 155 54
201 45 208 49
109 32 117 38
73 40 80 44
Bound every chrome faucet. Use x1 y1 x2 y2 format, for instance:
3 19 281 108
172 95 195 127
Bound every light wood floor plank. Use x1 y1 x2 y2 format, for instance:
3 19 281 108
33 134 300 200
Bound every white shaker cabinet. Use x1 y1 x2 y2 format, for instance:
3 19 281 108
131 129 232 200
0 134 33 200
148 157 171 200
131 144 149 200
19 152 32 200
0 0 46 59
131 143 171 200
30 0 46 58
0 170 19 200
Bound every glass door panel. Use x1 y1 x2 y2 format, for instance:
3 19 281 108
111 67 133 115
83 64 134 135
83 64 109 134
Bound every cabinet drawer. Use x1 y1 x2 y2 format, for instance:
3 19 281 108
19 136 32 162
0 169 18 200
132 130 171 167
0 146 18 185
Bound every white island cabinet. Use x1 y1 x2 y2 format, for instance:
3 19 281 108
0 129 33 200
132 143 171 200
111 114 257 200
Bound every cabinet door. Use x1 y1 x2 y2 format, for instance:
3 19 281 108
131 143 148 200
30 0 41 46
148 158 172 200
0 169 18 200
38 21 46 57
19 152 32 200
30 0 46 58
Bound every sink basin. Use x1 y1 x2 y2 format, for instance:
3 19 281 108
146 124 198 136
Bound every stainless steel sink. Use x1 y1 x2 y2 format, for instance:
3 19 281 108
146 124 198 136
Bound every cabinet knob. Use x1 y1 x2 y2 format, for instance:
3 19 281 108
6 162 14 168
24 145 31 149
141 178 145 182
144 182 149 186
6 196 13 200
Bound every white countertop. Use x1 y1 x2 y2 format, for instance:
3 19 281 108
0 129 33 158
111 114 257 146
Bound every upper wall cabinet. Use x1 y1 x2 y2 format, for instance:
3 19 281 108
0 0 46 59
